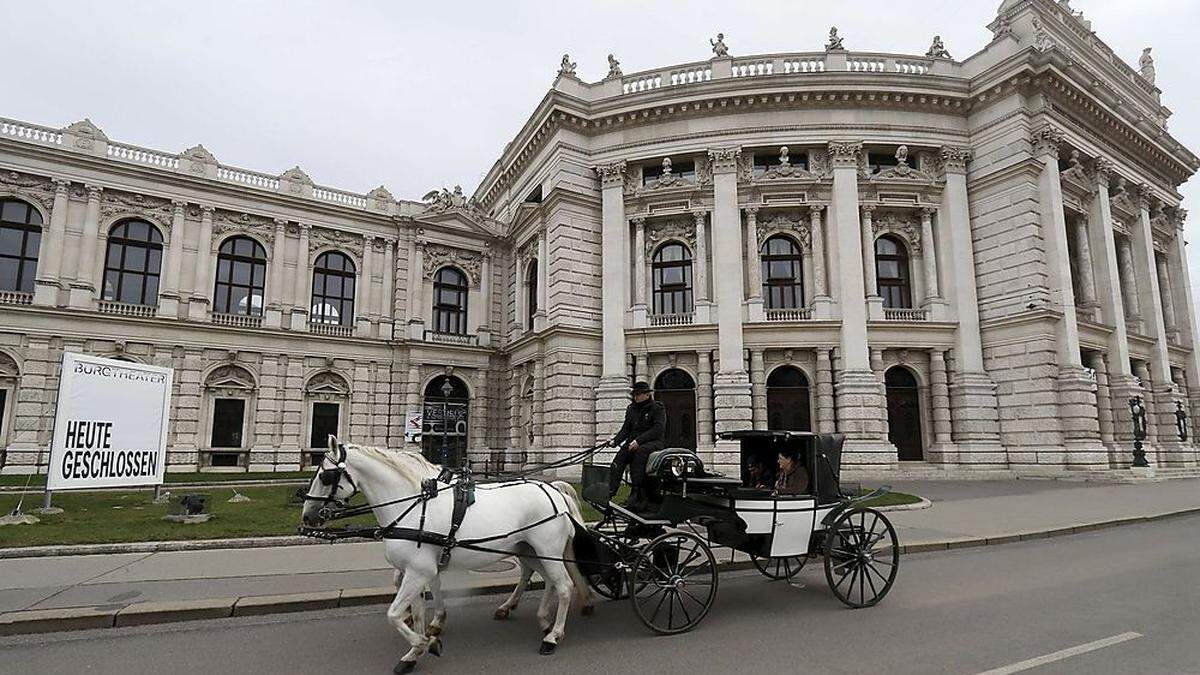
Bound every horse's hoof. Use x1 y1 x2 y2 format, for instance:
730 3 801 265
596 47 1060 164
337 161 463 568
393 660 417 675
493 608 509 620
539 640 557 656
427 638 443 658
581 605 595 617
426 625 442 637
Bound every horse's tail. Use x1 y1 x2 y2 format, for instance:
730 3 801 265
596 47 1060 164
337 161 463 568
550 481 595 610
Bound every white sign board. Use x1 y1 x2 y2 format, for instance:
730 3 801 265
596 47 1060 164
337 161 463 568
404 409 423 443
47 353 173 491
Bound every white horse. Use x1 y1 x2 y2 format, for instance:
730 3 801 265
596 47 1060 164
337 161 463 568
301 438 593 673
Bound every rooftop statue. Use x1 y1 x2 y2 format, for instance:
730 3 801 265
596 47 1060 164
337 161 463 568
710 33 728 57
826 26 845 51
558 54 577 78
606 54 622 79
1139 47 1155 84
925 35 951 59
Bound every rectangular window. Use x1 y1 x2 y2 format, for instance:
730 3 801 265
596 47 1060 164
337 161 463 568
211 398 245 448
310 402 340 449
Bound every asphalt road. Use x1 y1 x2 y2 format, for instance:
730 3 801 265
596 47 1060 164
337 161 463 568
4 514 1198 675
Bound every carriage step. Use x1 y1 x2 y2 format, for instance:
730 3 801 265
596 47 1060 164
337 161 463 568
608 502 673 525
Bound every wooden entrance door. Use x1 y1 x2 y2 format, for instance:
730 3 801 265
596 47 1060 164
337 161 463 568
885 367 924 461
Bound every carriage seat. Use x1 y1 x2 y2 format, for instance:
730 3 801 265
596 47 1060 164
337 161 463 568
646 448 706 478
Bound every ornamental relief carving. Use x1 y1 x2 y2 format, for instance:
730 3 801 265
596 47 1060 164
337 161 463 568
308 227 364 257
423 244 483 288
870 146 936 183
100 190 173 226
213 210 276 246
305 371 350 399
644 218 695 255
757 214 811 252
752 147 817 183
0 171 55 212
871 211 922 254
827 141 863 169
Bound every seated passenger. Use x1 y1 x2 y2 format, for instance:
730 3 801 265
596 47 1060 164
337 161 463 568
745 458 774 489
773 447 810 496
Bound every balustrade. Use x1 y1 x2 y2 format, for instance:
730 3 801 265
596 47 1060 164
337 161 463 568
423 330 479 346
97 300 157 318
0 291 33 306
765 307 813 321
312 186 368 208
212 312 264 329
883 307 929 321
0 118 62 145
309 321 354 337
215 166 281 190
649 312 694 327
106 142 180 169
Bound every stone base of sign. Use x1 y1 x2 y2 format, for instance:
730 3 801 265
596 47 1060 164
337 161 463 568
162 513 214 524
0 513 40 526
32 507 63 515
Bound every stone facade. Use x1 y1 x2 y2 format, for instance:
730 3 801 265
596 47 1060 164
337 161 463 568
0 0 1198 476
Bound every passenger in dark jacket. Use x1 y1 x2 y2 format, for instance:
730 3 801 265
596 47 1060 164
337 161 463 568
607 381 666 509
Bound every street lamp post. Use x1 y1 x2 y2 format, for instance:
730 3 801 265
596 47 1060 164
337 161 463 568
1128 396 1149 468
440 378 454 468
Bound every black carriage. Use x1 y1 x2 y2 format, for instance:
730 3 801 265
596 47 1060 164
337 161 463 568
577 430 900 635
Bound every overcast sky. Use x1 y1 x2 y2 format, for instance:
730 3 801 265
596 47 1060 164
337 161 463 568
3 1 1198 295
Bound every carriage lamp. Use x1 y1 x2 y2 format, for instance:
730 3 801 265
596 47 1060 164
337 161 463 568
1128 396 1149 468
1175 401 1189 442
178 494 209 516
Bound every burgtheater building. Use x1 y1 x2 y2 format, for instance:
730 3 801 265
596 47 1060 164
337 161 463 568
1 0 1198 477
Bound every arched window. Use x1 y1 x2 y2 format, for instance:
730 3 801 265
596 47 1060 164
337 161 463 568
526 258 538 330
310 251 356 326
761 235 804 310
652 243 693 315
214 236 267 316
0 199 43 293
875 235 912 309
102 219 163 306
432 266 468 335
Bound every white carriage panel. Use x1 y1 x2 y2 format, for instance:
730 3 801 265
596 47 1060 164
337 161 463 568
769 500 817 557
734 499 776 534
813 506 835 531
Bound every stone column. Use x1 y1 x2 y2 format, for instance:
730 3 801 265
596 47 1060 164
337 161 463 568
1132 360 1160 466
928 349 953 462
595 161 631 443
919 206 941 300
477 251 492 347
634 353 648 384
535 227 549 330
815 348 835 434
407 239 425 339
696 350 714 455
937 146 1002 463
861 204 883 319
745 208 764 321
68 185 103 309
1164 220 1200 443
291 224 311 329
1088 160 1139 441
1033 127 1104 467
380 237 395 329
1117 237 1141 331
1132 185 1184 465
1089 352 1116 452
187 205 215 320
265 218 288 329
1072 217 1098 316
631 218 647 325
692 209 711 322
357 237 375 336
810 205 832 318
708 148 752 470
33 179 70 307
157 200 186 318
749 349 766 430
828 141 890 465
1155 255 1178 343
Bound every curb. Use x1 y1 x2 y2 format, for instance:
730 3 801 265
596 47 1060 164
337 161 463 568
0 535 320 560
2 505 1198 637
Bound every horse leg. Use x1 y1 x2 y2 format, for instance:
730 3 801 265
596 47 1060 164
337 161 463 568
392 570 415 629
534 559 575 655
425 576 447 638
529 558 557 635
495 545 536 620
387 569 437 673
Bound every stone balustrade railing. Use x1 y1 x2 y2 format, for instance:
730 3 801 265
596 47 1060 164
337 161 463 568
309 321 354 338
649 312 694 327
106 141 181 169
883 307 929 321
424 330 479 346
765 307 813 322
608 50 952 100
0 290 33 306
97 300 157 318
212 312 264 329
215 165 281 190
0 120 62 145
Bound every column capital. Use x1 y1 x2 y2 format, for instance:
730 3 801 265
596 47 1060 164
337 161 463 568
1091 157 1115 188
937 145 972 175
707 147 741 174
860 203 876 216
199 205 215 216
594 160 628 188
1136 183 1154 211
1031 124 1064 159
52 178 71 194
827 141 863 168
631 215 646 226
920 205 937 219
742 207 758 219
171 199 187 212
808 204 824 216
691 209 708 223
272 217 288 228
297 222 312 234
85 184 104 200
929 347 946 364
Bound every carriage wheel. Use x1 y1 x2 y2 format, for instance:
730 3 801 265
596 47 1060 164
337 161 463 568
629 531 717 635
823 507 899 608
751 554 808 580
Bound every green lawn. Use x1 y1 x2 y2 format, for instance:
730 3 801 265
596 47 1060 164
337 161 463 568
0 471 315 488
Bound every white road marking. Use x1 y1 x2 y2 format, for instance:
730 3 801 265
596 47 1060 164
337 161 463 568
974 631 1144 675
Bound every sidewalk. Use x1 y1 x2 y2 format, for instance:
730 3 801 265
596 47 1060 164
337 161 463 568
2 478 1198 634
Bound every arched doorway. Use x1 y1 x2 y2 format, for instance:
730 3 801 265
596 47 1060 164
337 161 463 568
422 375 469 466
885 367 923 461
654 368 696 450
766 366 812 431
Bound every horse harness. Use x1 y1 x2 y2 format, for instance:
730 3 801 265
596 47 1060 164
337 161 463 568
302 445 568 570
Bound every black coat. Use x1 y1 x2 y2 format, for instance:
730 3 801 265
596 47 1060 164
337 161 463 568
611 399 667 451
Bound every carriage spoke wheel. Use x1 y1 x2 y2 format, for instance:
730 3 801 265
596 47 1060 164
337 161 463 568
629 531 717 635
823 507 899 609
751 554 808 580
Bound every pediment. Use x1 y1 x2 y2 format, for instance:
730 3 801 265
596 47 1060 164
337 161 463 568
416 210 501 239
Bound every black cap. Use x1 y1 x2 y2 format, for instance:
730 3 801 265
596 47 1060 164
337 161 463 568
631 381 652 394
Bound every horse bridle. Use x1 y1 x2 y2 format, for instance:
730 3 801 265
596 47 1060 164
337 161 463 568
302 443 360 520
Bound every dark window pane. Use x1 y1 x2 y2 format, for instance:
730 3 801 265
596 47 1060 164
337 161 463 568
0 227 21 256
1 201 28 223
0 258 17 291
144 276 159 302
120 275 143 304
106 244 123 268
229 286 249 313
147 247 162 273
124 246 146 271
24 229 39 254
232 261 251 285
310 402 340 448
127 220 148 241
217 258 231 282
211 399 246 447
252 263 265 287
